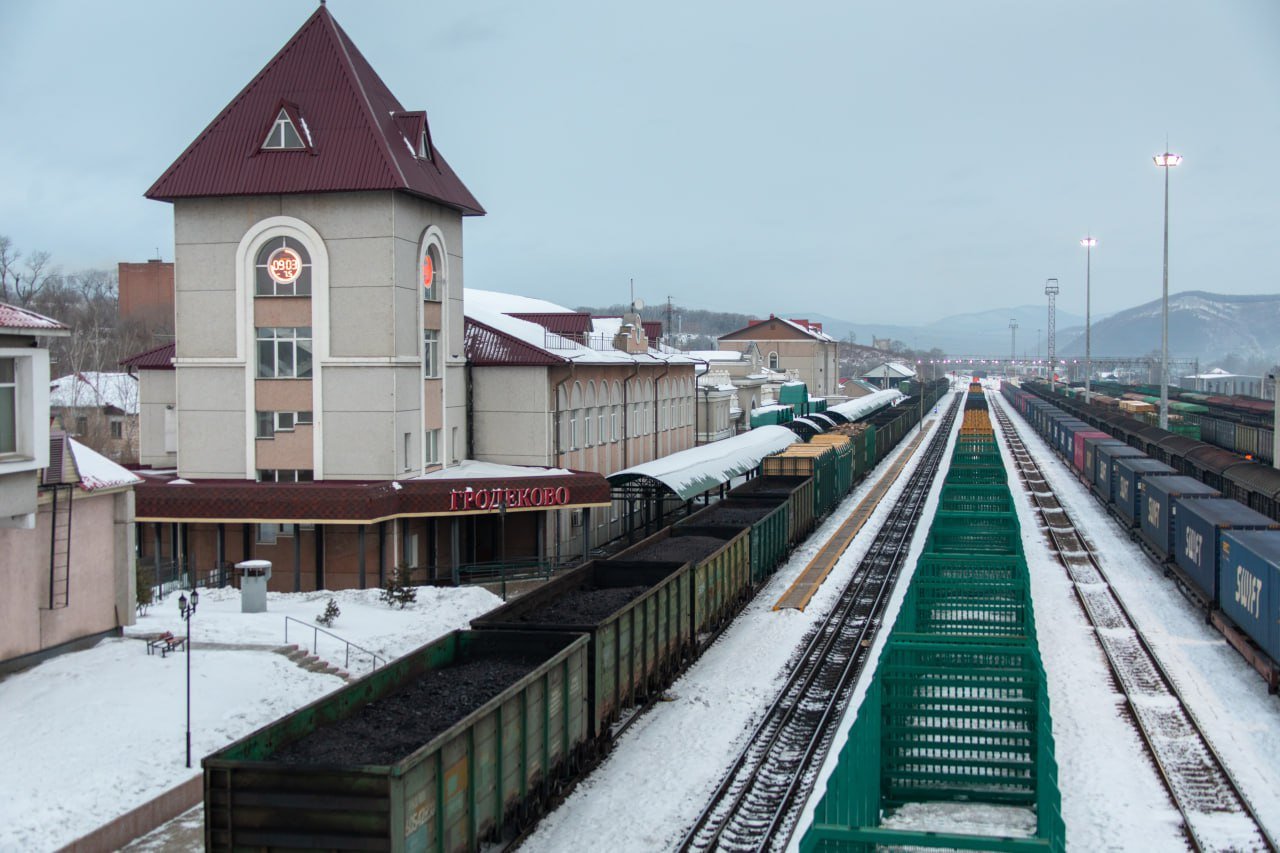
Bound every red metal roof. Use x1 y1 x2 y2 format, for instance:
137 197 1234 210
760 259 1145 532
509 312 592 338
0 302 69 333
120 341 175 371
145 6 484 215
642 320 662 341
464 318 561 366
135 471 610 522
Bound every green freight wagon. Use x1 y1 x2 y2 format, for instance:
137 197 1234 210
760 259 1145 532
612 525 751 643
750 403 795 428
808 434 856 498
763 443 841 518
679 498 790 585
937 484 1014 514
729 476 816 547
203 630 590 853
471 560 692 739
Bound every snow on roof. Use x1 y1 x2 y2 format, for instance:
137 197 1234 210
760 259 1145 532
67 437 143 491
684 350 743 362
465 288 574 315
827 389 904 421
412 459 572 480
0 302 70 334
777 317 836 342
609 425 800 500
50 372 139 414
752 403 793 414
862 362 916 379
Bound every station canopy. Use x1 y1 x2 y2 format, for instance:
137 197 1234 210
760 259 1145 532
825 389 904 423
609 425 800 501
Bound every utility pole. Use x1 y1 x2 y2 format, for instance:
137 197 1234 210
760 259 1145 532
1045 278 1060 392
1008 319 1018 376
665 296 674 348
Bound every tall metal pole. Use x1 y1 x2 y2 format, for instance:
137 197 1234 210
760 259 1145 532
1154 151 1181 430
1081 237 1097 401
1008 319 1018 374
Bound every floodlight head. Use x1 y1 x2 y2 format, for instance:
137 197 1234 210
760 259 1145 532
1080 237 1098 248
1153 152 1182 168
1045 277 1060 296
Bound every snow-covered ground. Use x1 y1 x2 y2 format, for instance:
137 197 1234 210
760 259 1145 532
990 387 1280 848
0 586 500 852
524 394 958 852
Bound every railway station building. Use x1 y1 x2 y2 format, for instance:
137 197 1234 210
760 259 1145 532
130 5 696 591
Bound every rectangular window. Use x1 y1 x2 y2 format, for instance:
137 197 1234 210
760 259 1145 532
451 426 459 463
257 469 314 483
256 411 274 439
110 419 123 439
599 408 607 444
297 410 313 425
423 330 440 379
256 327 313 379
425 428 440 465
0 358 15 454
276 411 295 431
404 432 412 471
76 416 88 435
611 407 619 442
256 523 277 545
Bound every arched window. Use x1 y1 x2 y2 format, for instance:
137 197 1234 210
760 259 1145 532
571 382 583 449
255 236 312 296
584 383 596 446
768 351 779 371
421 242 444 301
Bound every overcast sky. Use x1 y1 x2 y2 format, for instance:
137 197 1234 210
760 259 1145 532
1 1 1277 325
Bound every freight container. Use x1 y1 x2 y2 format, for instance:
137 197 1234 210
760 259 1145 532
1058 419 1091 460
471 559 690 739
1081 437 1126 489
612 524 750 640
1093 444 1146 502
1138 475 1220 560
1073 430 1111 476
203 630 590 853
1173 498 1279 606
1220 530 1280 666
729 475 815 546
680 498 790 584
1114 457 1178 526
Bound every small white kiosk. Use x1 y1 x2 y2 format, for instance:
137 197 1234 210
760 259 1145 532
235 559 272 613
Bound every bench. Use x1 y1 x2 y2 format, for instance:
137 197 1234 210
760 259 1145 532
146 631 186 657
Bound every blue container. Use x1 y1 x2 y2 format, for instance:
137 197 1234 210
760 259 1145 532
1057 419 1089 459
1094 444 1146 503
1115 457 1178 527
1139 475 1220 560
1220 530 1280 664
1082 437 1125 488
1174 498 1279 605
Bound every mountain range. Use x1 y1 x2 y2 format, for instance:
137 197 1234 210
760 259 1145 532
786 292 1280 368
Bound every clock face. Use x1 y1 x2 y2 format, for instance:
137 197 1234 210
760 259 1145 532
267 246 303 284
422 253 435 291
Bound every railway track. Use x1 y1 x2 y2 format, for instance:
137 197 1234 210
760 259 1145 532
678 394 962 853
991 393 1276 853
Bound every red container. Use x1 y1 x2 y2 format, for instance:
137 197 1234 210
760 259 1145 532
1073 430 1110 475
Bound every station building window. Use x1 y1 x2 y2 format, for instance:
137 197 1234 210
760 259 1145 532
255 237 311 296
256 327 313 378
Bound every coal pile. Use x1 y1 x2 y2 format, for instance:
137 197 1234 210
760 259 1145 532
628 535 727 563
695 505 772 526
519 585 649 623
271 657 536 766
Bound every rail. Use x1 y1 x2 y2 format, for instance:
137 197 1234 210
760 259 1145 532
991 391 1276 853
679 393 962 852
284 616 386 675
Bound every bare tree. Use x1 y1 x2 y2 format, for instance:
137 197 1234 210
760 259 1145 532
0 236 58 307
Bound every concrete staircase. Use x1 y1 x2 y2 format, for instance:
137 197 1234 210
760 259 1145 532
278 644 356 682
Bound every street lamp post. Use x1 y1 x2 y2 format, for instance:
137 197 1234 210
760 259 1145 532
1154 151 1182 429
178 589 199 769
1080 237 1097 401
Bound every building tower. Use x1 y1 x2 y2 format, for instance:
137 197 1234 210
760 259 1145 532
1045 278 1059 390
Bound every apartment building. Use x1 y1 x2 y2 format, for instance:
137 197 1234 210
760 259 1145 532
717 316 840 396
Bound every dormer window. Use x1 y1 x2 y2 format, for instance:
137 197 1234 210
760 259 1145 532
262 109 304 149
417 130 431 161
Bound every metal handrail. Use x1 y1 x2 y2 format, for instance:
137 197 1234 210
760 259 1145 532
284 616 386 674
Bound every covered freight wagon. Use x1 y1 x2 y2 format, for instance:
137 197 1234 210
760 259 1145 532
203 630 590 853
